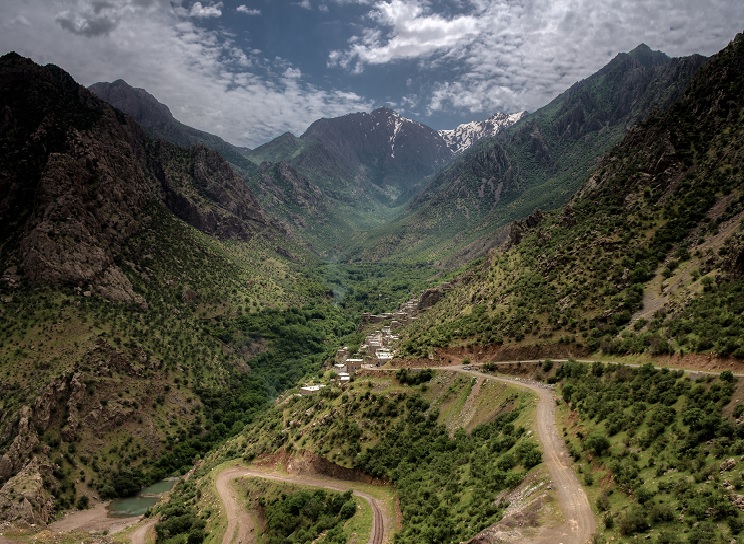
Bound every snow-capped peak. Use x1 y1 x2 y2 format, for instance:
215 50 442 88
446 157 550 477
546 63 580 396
439 111 525 155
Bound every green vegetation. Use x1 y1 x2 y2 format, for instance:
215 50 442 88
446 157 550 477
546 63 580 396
0 201 360 509
556 361 744 542
321 261 436 316
230 373 537 543
154 478 208 544
259 487 356 544
399 33 744 358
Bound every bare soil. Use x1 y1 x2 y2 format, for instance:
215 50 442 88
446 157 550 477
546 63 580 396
46 503 139 535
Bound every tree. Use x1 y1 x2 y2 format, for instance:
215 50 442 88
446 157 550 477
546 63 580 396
585 432 610 456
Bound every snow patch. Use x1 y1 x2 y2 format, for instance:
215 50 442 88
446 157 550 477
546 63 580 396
439 111 525 155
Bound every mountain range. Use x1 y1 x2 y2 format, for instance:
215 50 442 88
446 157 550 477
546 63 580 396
88 45 707 266
89 82 524 255
1 30 743 535
403 34 744 361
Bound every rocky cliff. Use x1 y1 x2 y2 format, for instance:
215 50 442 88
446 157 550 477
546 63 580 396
0 52 271 303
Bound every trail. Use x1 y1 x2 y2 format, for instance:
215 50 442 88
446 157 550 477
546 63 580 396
216 466 389 544
455 367 597 544
130 518 157 544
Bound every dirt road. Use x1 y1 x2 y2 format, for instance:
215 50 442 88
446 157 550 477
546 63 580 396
216 465 389 544
130 518 157 544
458 368 597 544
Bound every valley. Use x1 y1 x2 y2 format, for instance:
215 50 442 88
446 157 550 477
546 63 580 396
1 23 743 544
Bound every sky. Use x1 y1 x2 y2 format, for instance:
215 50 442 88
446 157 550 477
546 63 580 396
1 1 742 148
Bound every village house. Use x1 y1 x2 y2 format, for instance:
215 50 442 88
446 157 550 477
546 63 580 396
375 348 394 365
345 358 364 373
335 346 350 362
300 384 325 396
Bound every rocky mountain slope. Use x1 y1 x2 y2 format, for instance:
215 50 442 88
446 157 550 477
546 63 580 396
244 107 456 252
354 44 708 266
401 34 744 361
0 52 340 525
244 107 527 253
89 79 259 176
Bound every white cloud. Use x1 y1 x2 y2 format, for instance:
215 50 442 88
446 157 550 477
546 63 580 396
1 0 372 147
330 0 480 69
189 1 223 18
236 5 260 15
333 0 744 117
298 0 312 10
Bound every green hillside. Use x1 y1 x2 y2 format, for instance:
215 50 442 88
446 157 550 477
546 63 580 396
153 370 540 544
400 34 744 360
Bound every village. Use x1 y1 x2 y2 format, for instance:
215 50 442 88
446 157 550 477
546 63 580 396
298 283 452 395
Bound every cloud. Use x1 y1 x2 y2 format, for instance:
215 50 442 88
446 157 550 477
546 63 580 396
333 0 744 118
2 0 372 147
298 0 312 10
236 5 260 15
329 0 481 69
54 0 125 37
189 1 223 18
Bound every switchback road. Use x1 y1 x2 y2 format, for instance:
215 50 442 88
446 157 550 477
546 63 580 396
216 465 389 544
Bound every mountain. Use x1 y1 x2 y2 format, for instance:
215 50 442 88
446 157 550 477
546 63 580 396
243 107 458 252
400 33 744 361
0 56 275 305
249 106 453 200
89 79 260 176
353 44 708 266
88 78 522 255
0 52 339 524
438 111 525 155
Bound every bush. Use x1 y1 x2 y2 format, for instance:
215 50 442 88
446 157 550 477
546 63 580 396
585 432 610 456
618 506 649 535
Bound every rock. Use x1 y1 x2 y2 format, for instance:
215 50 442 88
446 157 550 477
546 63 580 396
0 407 40 483
0 458 55 525
720 458 737 473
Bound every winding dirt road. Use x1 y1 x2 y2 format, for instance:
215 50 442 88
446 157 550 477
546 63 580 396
216 466 389 544
457 367 597 544
130 517 157 544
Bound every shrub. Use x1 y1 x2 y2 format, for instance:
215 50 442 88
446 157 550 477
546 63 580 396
618 506 649 535
585 432 610 456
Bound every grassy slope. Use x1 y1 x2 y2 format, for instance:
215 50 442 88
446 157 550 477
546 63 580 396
155 371 538 544
0 205 349 512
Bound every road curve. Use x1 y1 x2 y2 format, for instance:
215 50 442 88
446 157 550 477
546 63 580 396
216 466 388 544
130 518 157 544
457 368 597 544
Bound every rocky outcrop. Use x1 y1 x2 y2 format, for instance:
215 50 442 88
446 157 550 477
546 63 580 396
418 287 445 310
508 209 544 246
0 458 55 526
89 79 175 129
0 53 152 304
149 141 269 241
0 52 274 303
0 407 41 484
